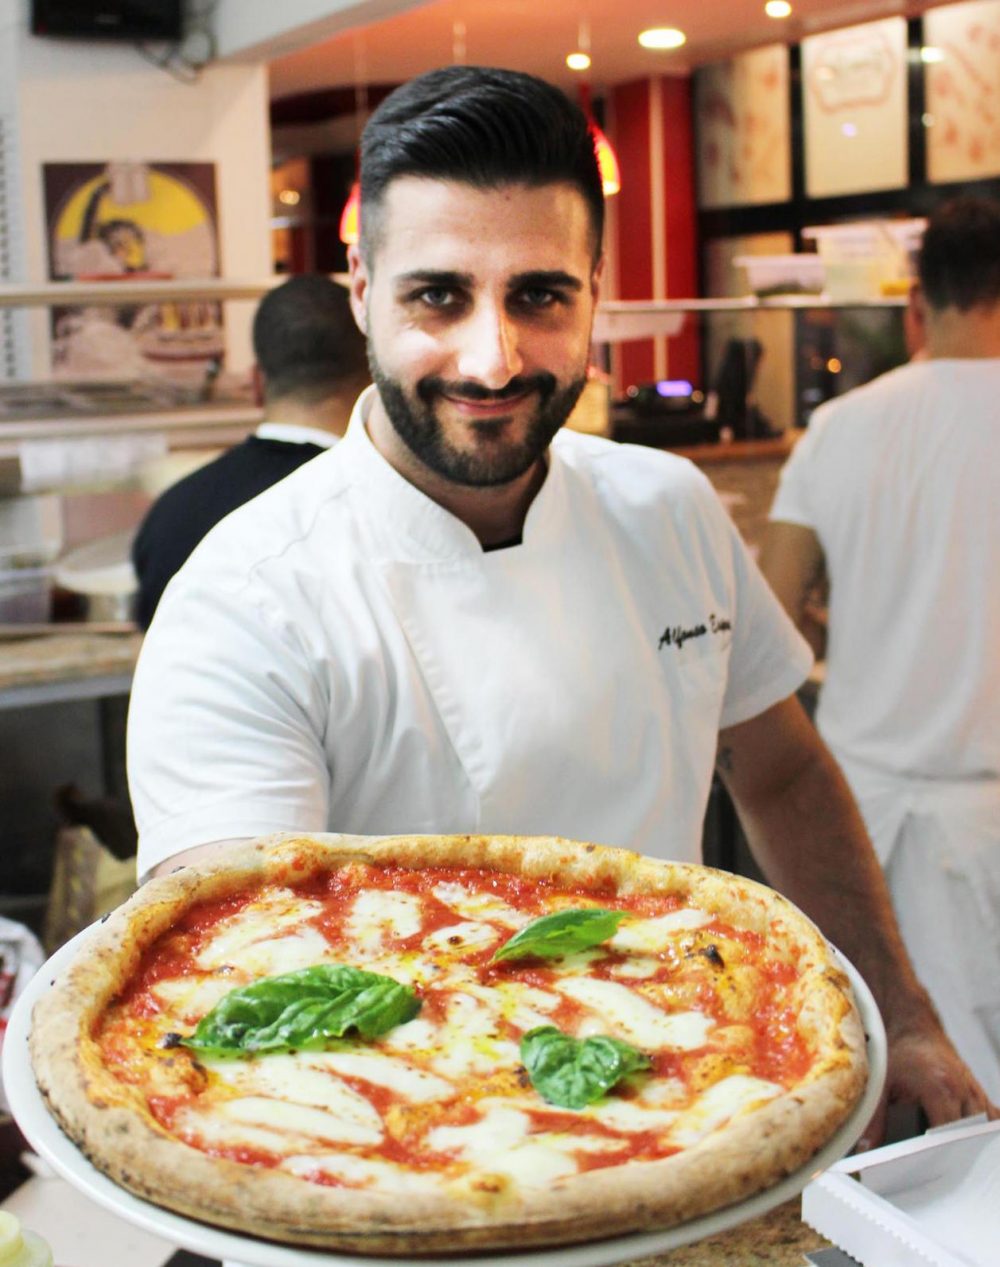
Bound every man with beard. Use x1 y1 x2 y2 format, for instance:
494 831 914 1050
128 66 992 1136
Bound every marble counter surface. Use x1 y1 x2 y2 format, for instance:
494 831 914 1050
623 1199 828 1266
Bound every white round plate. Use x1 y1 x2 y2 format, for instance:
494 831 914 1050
3 928 886 1267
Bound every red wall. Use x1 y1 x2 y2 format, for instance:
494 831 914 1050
610 76 700 393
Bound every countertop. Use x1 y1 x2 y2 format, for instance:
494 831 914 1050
626 1199 828 1265
0 630 142 694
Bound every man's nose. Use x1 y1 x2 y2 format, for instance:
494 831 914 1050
454 303 524 389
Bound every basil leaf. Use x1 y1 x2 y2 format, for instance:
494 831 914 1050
491 908 625 962
520 1026 651 1110
180 964 420 1057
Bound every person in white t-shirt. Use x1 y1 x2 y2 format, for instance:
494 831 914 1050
127 67 993 1136
762 195 1000 1100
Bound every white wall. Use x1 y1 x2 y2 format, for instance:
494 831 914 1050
213 0 423 62
5 0 272 377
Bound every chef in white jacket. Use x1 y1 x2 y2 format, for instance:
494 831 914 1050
762 195 1000 1100
129 67 993 1136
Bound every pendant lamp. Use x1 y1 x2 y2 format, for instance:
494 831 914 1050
577 75 620 197
338 180 360 245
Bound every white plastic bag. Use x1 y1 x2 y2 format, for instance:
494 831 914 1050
0 917 45 1115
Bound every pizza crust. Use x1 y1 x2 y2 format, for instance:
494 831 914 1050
30 833 868 1253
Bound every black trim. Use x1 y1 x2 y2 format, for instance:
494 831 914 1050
696 17 1000 244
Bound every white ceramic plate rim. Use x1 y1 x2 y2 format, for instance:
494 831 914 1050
3 926 886 1267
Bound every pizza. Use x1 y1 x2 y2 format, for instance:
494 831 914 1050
29 833 868 1254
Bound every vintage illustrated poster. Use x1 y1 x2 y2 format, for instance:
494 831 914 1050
696 45 791 209
802 17 909 198
925 0 1000 183
43 161 222 379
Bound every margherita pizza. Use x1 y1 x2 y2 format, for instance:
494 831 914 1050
30 833 868 1254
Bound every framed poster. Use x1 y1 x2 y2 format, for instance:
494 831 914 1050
925 0 1000 183
43 161 222 379
802 17 908 198
696 44 791 209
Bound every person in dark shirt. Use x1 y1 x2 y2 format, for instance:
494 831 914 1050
132 274 369 628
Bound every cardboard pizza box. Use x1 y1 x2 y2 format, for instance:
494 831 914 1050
801 1115 1000 1267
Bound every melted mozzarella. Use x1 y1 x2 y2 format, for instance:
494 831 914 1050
637 1077 688 1108
218 1095 382 1145
667 1074 782 1147
582 1099 678 1133
206 1058 383 1143
150 974 238 1019
281 1151 441 1194
606 956 663 980
463 980 561 1033
196 891 325 970
555 977 714 1050
610 909 713 953
427 1105 614 1186
422 921 499 954
347 891 424 951
426 993 521 1079
431 883 530 929
377 1016 439 1054
305 1051 454 1102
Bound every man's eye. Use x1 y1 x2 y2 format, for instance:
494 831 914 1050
516 288 562 310
415 287 458 309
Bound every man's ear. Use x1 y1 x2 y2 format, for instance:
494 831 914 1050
591 254 606 304
347 243 369 336
251 364 265 407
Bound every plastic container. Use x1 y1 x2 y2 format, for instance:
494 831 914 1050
802 220 926 301
0 1212 53 1267
52 531 137 623
734 254 826 298
0 566 53 624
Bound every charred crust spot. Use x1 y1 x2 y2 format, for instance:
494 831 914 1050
158 1032 183 1049
686 943 725 968
447 935 463 945
470 1175 505 1193
515 1064 531 1088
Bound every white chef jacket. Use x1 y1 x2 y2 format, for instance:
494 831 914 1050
770 359 1000 1099
129 387 812 878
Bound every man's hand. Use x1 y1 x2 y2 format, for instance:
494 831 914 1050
862 1016 998 1148
716 696 998 1136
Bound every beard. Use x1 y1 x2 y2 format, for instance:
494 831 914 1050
368 350 587 488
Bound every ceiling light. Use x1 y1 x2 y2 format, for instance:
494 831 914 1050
277 189 300 206
920 46 945 63
765 1 792 17
638 28 686 50
566 51 591 71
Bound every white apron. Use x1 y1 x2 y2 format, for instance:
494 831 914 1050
836 751 1000 1101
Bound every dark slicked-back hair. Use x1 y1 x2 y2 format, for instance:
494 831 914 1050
252 274 367 404
359 65 604 264
918 195 1000 313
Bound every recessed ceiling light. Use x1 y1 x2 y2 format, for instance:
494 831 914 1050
765 1 793 17
277 189 301 206
566 51 591 71
638 28 686 50
920 46 945 63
